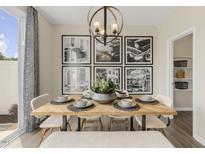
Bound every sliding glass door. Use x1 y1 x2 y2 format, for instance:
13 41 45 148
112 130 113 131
0 7 25 147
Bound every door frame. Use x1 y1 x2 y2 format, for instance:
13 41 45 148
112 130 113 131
166 27 196 137
0 6 26 147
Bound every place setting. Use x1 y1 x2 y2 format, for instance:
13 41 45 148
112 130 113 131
135 95 159 105
67 99 95 112
113 99 140 111
50 95 75 105
115 90 132 99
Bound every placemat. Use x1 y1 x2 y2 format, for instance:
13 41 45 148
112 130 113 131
135 98 159 105
117 96 133 99
67 104 95 112
50 99 75 105
113 102 140 111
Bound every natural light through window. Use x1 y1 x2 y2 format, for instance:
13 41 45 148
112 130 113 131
0 9 18 60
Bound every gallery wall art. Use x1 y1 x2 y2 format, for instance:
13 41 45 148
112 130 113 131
94 36 122 64
124 66 153 94
62 35 91 64
124 36 153 65
61 35 153 95
62 66 91 94
94 66 122 89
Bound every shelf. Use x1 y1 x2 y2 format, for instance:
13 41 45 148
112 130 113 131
174 67 192 69
174 56 192 59
174 89 192 92
174 78 192 81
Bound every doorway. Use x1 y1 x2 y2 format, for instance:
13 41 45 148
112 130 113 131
167 28 195 138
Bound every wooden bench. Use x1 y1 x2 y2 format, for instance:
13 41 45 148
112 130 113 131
40 131 174 148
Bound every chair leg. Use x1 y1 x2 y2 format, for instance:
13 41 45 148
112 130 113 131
50 128 53 134
109 118 113 131
39 128 48 145
81 119 86 131
67 122 72 131
99 118 103 131
127 118 131 131
160 128 166 137
67 118 72 131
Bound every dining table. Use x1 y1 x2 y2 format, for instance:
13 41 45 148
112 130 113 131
31 95 177 131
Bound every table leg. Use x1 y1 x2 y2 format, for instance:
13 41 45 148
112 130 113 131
77 117 81 131
61 115 67 131
130 116 135 131
142 115 146 131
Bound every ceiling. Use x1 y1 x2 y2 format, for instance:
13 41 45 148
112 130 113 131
36 6 176 26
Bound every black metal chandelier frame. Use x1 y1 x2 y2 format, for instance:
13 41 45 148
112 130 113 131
88 6 123 46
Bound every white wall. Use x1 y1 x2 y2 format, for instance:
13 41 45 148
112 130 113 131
0 61 18 114
156 6 205 145
174 34 193 57
51 25 157 98
38 14 53 95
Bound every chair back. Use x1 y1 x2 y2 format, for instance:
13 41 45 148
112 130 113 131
31 94 51 118
155 95 173 119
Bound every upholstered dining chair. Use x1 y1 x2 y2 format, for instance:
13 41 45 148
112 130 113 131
134 95 173 136
78 115 103 131
108 115 132 131
31 94 71 144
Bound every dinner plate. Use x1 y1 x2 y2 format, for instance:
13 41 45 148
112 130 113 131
53 97 73 103
51 97 74 104
117 101 137 109
138 97 156 103
116 90 130 98
73 101 93 109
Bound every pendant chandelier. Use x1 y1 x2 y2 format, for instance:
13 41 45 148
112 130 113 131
88 6 123 46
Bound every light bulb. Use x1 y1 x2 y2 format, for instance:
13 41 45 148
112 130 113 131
112 23 118 29
100 29 105 35
112 23 118 34
94 21 100 27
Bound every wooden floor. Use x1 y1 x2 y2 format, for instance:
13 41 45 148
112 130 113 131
5 111 204 148
164 111 203 148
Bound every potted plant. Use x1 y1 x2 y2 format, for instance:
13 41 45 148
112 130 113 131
91 79 117 104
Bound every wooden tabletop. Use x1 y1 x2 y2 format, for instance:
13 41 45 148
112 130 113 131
31 95 177 116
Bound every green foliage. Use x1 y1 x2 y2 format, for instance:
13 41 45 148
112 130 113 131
0 52 17 61
91 79 117 94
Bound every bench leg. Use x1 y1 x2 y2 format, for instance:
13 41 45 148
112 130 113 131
77 117 81 131
142 115 146 131
61 115 67 131
39 128 49 145
130 116 135 131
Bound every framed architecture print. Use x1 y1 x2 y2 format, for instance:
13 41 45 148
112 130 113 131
62 66 91 94
125 36 153 65
62 35 91 64
125 66 153 94
94 66 122 89
94 36 122 64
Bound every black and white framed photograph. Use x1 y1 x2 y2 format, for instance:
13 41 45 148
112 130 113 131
125 66 153 94
62 35 91 64
94 36 122 64
94 66 122 89
62 66 91 94
125 36 153 65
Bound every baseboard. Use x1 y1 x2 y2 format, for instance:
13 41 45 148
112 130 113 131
0 111 9 115
175 107 193 111
194 134 205 146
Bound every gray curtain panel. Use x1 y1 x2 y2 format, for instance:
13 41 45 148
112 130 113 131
23 6 39 132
